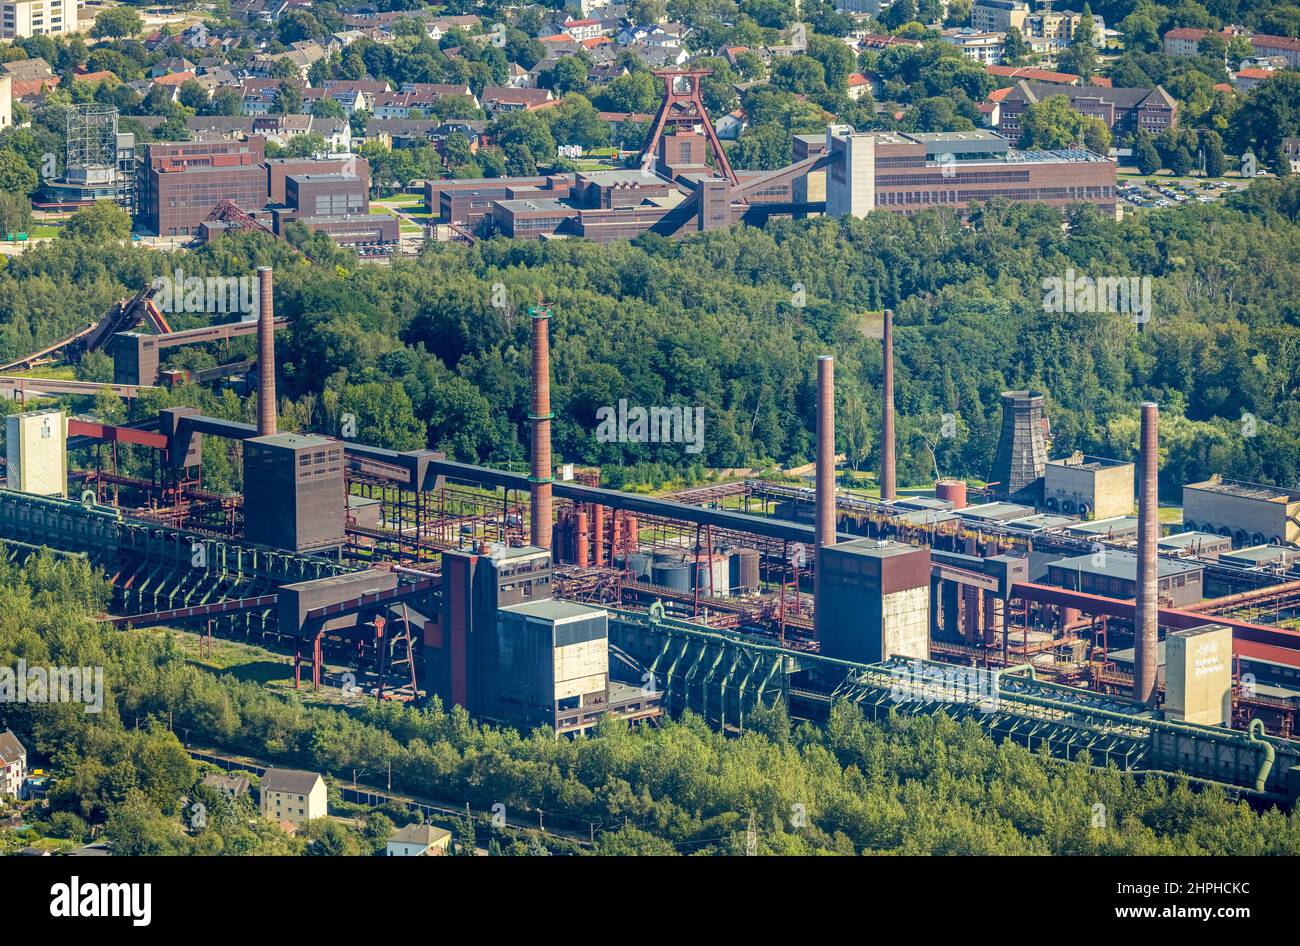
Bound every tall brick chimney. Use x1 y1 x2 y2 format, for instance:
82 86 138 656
1134 402 1159 705
529 306 553 549
881 309 896 501
257 266 276 437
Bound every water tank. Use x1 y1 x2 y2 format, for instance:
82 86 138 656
697 554 729 598
935 478 967 510
736 548 760 593
653 558 693 593
627 551 653 580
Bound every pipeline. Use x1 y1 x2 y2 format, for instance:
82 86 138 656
1249 717 1275 793
1003 687 1283 794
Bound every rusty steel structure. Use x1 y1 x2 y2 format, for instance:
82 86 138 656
640 69 739 186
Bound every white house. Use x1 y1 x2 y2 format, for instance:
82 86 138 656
0 730 27 800
387 823 452 856
259 768 327 826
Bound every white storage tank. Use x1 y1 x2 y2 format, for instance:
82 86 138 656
5 408 67 497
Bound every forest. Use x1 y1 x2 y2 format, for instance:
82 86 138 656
1 554 1297 855
1 175 1299 497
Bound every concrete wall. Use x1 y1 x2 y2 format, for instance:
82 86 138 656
883 585 931 660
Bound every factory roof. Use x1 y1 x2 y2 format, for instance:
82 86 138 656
893 496 952 511
1001 513 1075 532
1065 515 1140 536
894 508 960 527
828 538 925 559
286 173 363 184
1049 550 1202 581
1186 478 1300 502
1159 531 1230 549
1219 545 1297 566
500 598 606 622
494 197 576 214
248 432 337 450
960 501 1036 521
1047 453 1133 471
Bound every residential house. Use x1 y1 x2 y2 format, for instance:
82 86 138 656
481 86 554 114
940 28 1005 65
259 768 327 826
387 823 452 856
1163 27 1300 69
2 57 54 81
202 773 251 799
561 18 604 42
0 730 27 800
715 109 747 140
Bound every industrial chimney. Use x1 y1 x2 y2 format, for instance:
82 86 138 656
816 355 835 550
881 309 897 502
814 355 835 643
529 306 553 549
256 266 276 437
1134 402 1159 705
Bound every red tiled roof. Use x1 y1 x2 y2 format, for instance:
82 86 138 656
153 70 197 87
987 64 1080 84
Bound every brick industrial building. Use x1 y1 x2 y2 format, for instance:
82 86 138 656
138 137 385 246
824 128 1117 218
425 126 1117 242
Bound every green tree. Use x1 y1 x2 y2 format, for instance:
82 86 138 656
1018 94 1083 149
0 149 37 197
92 7 143 40
1134 129 1161 173
60 201 132 241
339 381 427 450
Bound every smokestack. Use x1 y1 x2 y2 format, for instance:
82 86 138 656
881 309 896 501
816 355 835 549
529 306 553 549
256 266 276 437
1134 402 1159 705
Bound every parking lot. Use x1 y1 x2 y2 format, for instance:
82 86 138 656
1116 177 1250 210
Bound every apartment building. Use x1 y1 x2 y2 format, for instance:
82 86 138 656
259 768 327 826
0 0 76 39
972 0 1029 34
